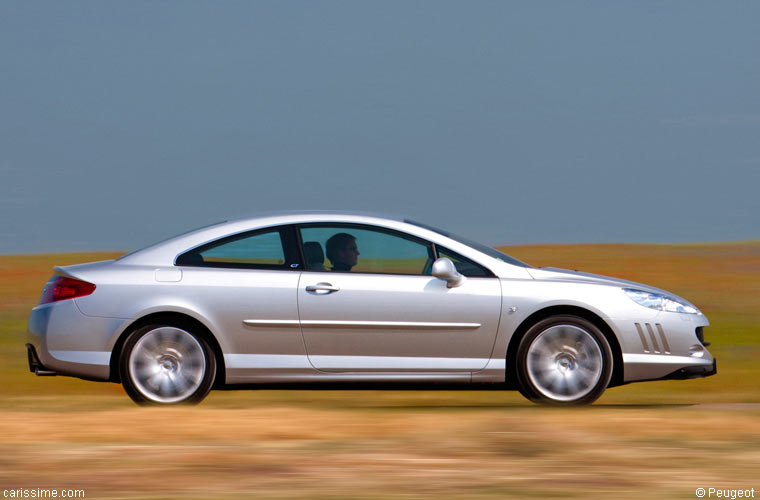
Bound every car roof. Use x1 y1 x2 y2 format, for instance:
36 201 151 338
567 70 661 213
119 212 417 263
116 211 531 279
230 209 407 223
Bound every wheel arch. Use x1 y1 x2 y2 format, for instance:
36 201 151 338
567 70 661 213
505 305 624 388
109 311 226 387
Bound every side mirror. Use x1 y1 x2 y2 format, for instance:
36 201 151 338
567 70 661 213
432 257 466 288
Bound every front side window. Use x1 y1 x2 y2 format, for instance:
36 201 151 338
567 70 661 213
436 246 493 277
176 227 296 269
299 224 434 275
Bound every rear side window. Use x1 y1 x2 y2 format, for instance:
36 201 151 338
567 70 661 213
176 227 298 269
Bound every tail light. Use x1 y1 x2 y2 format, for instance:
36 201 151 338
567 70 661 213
39 276 96 304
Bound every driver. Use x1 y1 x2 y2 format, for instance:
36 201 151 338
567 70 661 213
326 233 359 272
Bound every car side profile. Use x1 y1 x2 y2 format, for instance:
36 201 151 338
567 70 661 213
26 212 716 405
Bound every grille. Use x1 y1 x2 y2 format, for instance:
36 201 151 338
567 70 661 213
635 322 671 354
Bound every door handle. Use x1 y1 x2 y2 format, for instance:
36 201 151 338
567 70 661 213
305 282 340 293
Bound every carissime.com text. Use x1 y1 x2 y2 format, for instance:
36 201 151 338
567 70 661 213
3 489 84 498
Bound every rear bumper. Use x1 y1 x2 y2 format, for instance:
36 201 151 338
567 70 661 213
26 343 57 376
27 301 123 381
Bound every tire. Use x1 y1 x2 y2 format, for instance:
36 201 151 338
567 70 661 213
119 323 216 405
515 315 613 405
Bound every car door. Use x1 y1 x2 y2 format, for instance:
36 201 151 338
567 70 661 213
296 223 502 372
175 225 307 379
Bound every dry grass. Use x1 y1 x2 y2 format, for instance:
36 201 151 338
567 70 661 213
1 404 759 499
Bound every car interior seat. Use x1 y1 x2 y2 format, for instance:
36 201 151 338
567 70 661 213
303 241 326 271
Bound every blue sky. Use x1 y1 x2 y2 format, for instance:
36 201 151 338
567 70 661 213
1 1 758 254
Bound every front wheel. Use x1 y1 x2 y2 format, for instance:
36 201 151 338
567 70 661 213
119 324 216 405
516 315 613 405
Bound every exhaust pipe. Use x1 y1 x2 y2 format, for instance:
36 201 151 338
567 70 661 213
26 343 57 376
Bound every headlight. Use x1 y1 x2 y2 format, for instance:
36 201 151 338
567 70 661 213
623 288 701 314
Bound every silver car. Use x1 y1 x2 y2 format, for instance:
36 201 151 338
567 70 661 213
26 212 716 405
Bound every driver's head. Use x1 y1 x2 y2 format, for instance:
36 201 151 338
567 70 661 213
326 233 359 271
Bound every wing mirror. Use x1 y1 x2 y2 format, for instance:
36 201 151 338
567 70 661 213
432 257 466 288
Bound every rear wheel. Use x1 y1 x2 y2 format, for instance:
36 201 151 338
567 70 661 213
516 315 612 405
119 324 216 405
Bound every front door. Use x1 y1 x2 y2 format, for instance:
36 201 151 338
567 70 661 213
296 224 502 372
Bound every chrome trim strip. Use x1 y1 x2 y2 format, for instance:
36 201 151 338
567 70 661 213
244 319 481 329
243 319 300 327
301 320 481 329
49 350 111 366
623 353 712 365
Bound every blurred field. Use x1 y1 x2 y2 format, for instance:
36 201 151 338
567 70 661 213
1 243 758 499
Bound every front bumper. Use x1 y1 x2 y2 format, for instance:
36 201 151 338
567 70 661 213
660 358 717 380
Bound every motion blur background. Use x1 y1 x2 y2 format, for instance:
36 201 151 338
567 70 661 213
1 2 758 499
1 1 759 254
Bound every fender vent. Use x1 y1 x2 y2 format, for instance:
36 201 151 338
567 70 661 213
696 327 711 347
635 323 671 354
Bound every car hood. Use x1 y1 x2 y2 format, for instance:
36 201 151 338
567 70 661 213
526 267 674 296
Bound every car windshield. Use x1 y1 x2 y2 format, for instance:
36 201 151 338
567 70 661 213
405 219 531 268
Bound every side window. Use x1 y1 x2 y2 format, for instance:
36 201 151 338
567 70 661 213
437 246 492 277
177 227 293 269
299 224 434 275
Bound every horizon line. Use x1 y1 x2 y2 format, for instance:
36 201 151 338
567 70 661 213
2 239 758 258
